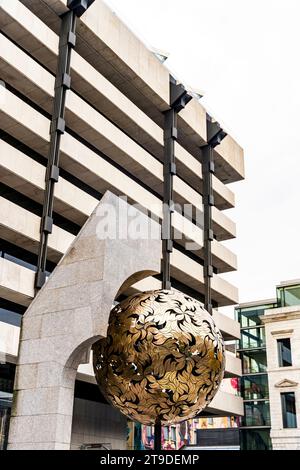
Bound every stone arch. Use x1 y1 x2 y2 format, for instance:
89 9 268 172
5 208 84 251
115 270 158 300
8 192 161 449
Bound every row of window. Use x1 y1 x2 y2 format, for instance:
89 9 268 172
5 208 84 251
0 182 81 236
0 238 56 277
243 400 270 427
277 284 300 308
242 393 297 429
240 428 271 450
240 374 269 400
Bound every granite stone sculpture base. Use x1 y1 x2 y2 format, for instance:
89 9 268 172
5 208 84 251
8 191 161 449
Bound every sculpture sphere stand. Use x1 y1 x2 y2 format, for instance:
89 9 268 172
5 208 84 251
93 289 225 449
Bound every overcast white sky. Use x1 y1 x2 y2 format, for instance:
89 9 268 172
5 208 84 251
105 0 300 307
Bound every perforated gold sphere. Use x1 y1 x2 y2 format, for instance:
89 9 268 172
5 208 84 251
93 290 225 425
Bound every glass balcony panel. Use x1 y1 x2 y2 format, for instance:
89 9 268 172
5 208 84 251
243 400 270 426
240 327 266 349
240 350 267 374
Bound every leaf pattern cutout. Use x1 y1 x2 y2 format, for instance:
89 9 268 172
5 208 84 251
93 290 225 425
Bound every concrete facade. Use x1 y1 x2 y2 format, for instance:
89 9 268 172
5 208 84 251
262 306 300 450
0 0 245 450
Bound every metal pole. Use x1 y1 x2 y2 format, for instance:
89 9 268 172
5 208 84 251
201 118 227 313
202 144 214 314
35 10 77 291
158 78 192 449
162 107 177 290
161 77 192 291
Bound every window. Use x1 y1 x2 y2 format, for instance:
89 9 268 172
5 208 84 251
0 183 80 236
281 392 297 428
277 338 292 367
240 349 267 374
277 284 300 307
243 400 271 426
237 307 264 328
241 374 269 400
236 303 276 328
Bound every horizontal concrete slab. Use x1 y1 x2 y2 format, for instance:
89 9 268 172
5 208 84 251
127 260 238 306
0 199 238 306
212 309 241 341
0 79 235 242
12 0 244 184
223 352 242 378
0 197 74 262
0 257 34 306
204 390 244 417
0 140 237 273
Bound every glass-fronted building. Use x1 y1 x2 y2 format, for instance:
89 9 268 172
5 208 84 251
236 279 300 450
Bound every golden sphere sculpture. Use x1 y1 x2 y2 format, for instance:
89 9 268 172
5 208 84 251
93 290 225 425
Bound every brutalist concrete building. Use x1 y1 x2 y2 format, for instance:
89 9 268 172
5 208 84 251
0 0 244 450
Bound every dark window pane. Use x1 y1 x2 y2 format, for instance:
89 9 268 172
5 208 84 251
0 183 80 236
237 308 265 328
243 401 270 426
236 303 276 328
0 364 16 450
240 428 271 450
0 298 26 327
277 338 292 367
281 392 297 428
240 327 265 349
0 307 22 327
74 380 107 404
277 285 300 307
240 349 267 374
0 238 55 274
241 374 269 400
